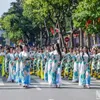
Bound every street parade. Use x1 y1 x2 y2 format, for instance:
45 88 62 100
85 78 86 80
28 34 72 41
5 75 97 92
1 0 100 100
0 44 99 89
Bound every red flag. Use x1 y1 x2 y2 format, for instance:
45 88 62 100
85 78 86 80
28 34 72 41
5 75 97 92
55 28 60 33
50 28 55 35
85 19 92 28
87 20 92 24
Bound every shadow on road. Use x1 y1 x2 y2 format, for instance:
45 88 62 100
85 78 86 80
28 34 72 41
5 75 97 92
0 76 100 90
0 85 99 90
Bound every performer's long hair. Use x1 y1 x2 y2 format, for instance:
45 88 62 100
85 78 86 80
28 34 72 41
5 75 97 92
19 45 23 51
82 46 90 61
55 43 62 61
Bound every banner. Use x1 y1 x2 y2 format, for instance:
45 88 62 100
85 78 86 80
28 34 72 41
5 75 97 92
2 56 5 77
0 56 5 77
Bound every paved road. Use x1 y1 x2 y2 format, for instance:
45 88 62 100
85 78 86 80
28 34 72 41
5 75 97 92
0 76 100 100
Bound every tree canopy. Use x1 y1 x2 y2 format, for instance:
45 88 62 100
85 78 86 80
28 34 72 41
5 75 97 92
0 0 100 46
73 0 100 34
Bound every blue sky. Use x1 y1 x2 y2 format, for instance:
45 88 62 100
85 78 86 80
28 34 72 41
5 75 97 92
0 0 16 17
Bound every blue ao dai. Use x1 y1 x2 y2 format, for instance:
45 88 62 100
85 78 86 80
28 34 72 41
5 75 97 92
15 53 20 83
51 50 61 86
72 54 79 82
7 53 16 82
79 53 90 86
20 51 30 86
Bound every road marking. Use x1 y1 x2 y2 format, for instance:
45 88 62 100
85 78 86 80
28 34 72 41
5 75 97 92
2 83 20 85
62 81 73 85
33 85 42 90
92 80 100 82
39 82 48 85
0 87 24 89
0 78 4 86
32 78 49 85
48 99 54 100
31 82 48 85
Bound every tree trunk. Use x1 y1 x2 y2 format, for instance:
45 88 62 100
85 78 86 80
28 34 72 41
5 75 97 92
92 34 97 45
59 36 62 49
57 20 63 49
70 33 74 48
92 20 97 45
60 28 66 48
79 28 84 47
44 20 50 45
87 34 91 48
40 25 42 47
57 21 66 49
60 13 66 49
70 16 74 48
45 32 48 46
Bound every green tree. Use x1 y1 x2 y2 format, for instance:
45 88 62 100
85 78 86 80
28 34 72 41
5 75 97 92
23 0 77 48
73 0 100 46
0 0 36 43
